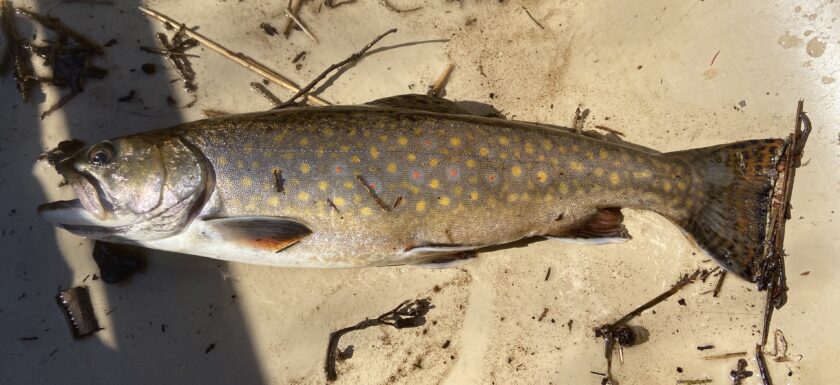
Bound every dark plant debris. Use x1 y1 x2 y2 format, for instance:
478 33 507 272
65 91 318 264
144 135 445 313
116 89 135 102
250 81 282 108
140 63 156 74
697 345 714 351
204 342 216 354
380 0 421 13
92 241 146 284
730 358 753 385
56 286 101 339
259 22 278 36
325 298 432 381
150 25 199 106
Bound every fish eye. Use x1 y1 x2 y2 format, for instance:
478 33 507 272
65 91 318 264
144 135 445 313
88 142 115 165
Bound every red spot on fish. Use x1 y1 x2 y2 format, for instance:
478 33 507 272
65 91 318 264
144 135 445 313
335 166 343 174
449 168 459 178
411 170 422 180
487 173 497 183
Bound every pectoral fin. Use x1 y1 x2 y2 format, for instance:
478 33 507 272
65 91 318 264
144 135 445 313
205 217 312 252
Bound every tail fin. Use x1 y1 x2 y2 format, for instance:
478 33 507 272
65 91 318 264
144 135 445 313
665 139 785 281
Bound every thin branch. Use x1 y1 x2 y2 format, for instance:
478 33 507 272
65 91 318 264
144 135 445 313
138 5 329 106
380 0 421 13
283 7 318 43
276 28 397 109
250 82 283 107
522 6 545 29
427 63 454 98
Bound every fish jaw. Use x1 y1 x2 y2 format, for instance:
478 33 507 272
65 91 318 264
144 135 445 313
38 199 134 230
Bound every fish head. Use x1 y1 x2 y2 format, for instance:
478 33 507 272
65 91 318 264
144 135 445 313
39 133 210 242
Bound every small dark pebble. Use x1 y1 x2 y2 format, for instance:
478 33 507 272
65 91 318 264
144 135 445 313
117 90 135 103
676 367 683 373
441 340 450 349
141 63 156 74
166 96 177 106
161 324 166 333
259 22 278 36
104 39 118 47
697 345 714 351
489 92 495 99
204 343 216 353
678 298 687 306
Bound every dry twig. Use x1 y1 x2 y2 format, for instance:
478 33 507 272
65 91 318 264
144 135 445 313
138 5 329 106
427 63 454 98
283 7 318 43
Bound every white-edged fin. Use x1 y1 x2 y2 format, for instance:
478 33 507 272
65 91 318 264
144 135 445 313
401 244 483 268
204 216 312 252
546 236 630 245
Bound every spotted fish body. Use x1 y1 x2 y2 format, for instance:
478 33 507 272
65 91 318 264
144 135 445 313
40 95 786 281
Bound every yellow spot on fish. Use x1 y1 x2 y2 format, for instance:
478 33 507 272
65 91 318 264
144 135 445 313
300 163 311 174
559 183 569 194
340 145 350 153
663 180 672 192
429 158 440 167
318 181 329 191
500 153 509 159
468 176 478 184
586 152 595 161
469 191 479 200
344 181 354 189
610 172 621 185
594 168 605 177
218 156 228 166
323 128 334 137
542 140 553 150
236 160 245 169
351 155 361 163
410 186 420 194
453 186 463 195
398 136 408 146
297 191 310 201
299 137 309 146
379 135 388 142
369 147 380 159
360 207 373 216
511 166 522 177
479 147 490 157
450 137 461 147
633 171 652 179
241 177 253 187
524 142 535 155
570 161 584 172
353 194 362 204
438 196 450 206
599 149 609 160
677 181 687 190
499 136 510 146
267 196 280 207
333 197 346 206
537 171 548 183
507 193 519 202
466 159 476 168
407 153 417 161
387 163 397 173
429 179 441 189
416 201 426 212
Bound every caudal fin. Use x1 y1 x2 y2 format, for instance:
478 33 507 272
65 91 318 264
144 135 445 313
665 139 785 281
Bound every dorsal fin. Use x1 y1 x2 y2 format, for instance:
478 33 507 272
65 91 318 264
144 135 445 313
366 94 473 115
205 216 312 252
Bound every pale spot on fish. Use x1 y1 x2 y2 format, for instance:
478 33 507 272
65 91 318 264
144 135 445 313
450 137 462 147
633 171 652 179
351 155 361 163
300 163 311 174
398 136 409 146
599 149 610 160
586 152 595 161
594 168 605 177
507 193 519 202
267 196 280 207
559 183 569 195
542 139 553 151
407 153 417 161
663 180 673 192
438 196 450 206
524 142 535 155
479 147 490 157
570 161 584 172
333 197 346 206
299 137 309 146
610 172 621 185
340 145 350 152
511 166 522 177
318 181 329 191
469 191 479 200
466 159 476 168
429 158 440 167
499 136 510 146
677 181 687 190
416 201 427 212
218 156 228 166
387 163 397 173
453 185 463 195
241 177 253 188
369 147 380 159
429 179 441 189
297 191 310 201
344 181 355 189
360 207 373 216
536 171 548 183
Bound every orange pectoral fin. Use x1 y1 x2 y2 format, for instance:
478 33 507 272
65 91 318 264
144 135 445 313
205 216 312 252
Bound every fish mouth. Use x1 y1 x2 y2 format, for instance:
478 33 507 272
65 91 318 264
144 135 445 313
40 170 115 226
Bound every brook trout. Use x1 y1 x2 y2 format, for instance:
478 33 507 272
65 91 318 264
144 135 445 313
39 95 789 281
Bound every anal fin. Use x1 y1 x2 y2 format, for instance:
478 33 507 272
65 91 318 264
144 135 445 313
547 208 631 245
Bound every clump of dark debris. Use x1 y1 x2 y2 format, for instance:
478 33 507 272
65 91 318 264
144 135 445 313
1 2 107 119
92 241 146 284
56 286 101 339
